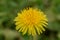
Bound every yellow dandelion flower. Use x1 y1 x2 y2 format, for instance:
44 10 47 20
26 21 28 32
14 8 48 36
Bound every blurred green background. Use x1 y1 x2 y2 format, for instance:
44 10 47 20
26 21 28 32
0 0 60 40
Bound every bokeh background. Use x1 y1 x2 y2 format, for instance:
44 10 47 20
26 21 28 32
0 0 60 40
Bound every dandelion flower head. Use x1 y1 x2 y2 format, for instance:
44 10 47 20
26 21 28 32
14 8 48 36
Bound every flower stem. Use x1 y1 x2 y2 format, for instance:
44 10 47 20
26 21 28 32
33 35 38 40
29 35 38 40
29 36 33 40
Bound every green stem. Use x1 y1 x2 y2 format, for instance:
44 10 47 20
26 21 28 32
33 35 38 40
29 35 38 40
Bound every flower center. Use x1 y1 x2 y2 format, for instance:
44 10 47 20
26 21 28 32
22 12 40 25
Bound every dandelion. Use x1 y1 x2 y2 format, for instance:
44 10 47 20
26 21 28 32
14 8 48 36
